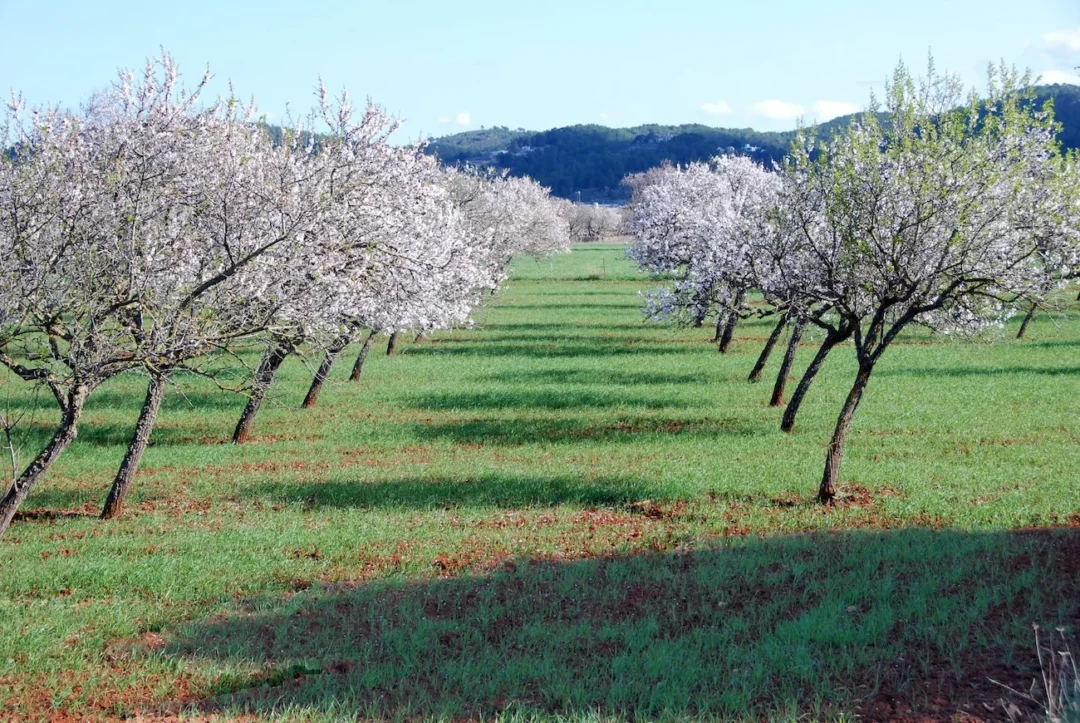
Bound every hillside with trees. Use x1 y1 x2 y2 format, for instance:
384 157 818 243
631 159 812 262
428 83 1080 202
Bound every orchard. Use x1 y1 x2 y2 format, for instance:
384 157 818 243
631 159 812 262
3 52 1080 721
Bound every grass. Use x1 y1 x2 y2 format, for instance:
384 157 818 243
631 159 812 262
1 242 1079 721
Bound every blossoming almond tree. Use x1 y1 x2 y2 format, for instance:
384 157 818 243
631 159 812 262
562 201 624 243
627 157 780 353
98 70 363 518
0 55 229 534
778 61 1077 503
326 167 570 403
228 95 472 441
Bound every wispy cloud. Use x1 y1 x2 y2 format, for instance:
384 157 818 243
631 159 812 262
811 100 860 121
750 99 804 121
1039 69 1080 85
701 100 733 116
1042 27 1080 52
439 111 473 126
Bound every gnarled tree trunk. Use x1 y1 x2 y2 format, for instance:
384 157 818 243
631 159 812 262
100 370 170 520
301 333 352 409
349 329 378 382
712 314 724 343
780 326 851 433
717 291 745 354
232 340 293 445
1016 303 1036 340
0 385 90 538
770 316 806 406
819 363 874 503
749 312 788 383
386 331 398 357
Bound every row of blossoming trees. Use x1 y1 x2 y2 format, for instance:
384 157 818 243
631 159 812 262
0 54 571 537
628 62 1080 503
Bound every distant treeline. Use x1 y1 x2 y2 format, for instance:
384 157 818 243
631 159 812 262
426 84 1080 203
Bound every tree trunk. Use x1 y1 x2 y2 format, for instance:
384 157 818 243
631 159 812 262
232 340 292 445
413 331 426 344
301 333 352 409
780 327 848 433
770 316 806 406
100 370 170 520
349 329 377 382
749 312 788 383
717 291 745 354
1016 303 1036 340
712 314 724 342
819 363 874 503
717 313 736 353
386 331 398 357
0 386 89 538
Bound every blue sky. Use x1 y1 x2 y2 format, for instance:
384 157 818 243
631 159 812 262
1 0 1078 139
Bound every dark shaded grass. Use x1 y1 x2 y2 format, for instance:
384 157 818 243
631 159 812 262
171 528 1079 721
247 473 654 511
879 365 1080 378
406 415 762 446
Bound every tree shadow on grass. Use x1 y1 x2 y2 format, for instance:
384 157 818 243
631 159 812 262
508 303 643 310
248 473 658 511
479 322 648 332
4 412 240 453
159 527 1080 721
86 388 243 413
879 365 1080 379
1023 339 1080 349
404 341 708 359
525 288 644 296
406 415 762 446
406 389 686 412
479 369 704 386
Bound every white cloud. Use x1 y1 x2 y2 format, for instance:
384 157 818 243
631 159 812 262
750 99 805 121
811 100 860 121
439 111 473 126
1042 27 1080 52
701 100 733 116
1039 69 1080 85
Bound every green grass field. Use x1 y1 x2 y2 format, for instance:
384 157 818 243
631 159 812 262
1 243 1079 721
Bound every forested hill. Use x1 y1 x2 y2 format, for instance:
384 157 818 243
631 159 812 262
427 84 1080 203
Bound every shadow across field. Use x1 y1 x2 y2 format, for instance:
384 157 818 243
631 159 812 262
162 527 1080 721
85 387 245 413
479 369 703 386
406 389 685 412
879 365 1080 379
1023 339 1080 349
479 323 647 332
406 415 761 446
249 473 657 511
506 303 642 310
526 289 650 297
404 341 709 359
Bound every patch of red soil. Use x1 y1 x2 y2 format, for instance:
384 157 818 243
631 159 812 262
0 661 197 722
433 552 474 576
833 484 875 508
627 500 689 519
